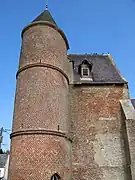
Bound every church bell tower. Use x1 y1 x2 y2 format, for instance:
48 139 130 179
9 7 72 180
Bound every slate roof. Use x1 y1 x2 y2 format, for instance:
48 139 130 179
32 9 57 25
131 99 135 109
68 54 126 84
0 154 7 168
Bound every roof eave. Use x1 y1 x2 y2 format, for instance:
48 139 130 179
73 81 127 86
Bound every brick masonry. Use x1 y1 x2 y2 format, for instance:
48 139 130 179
9 24 72 180
8 18 134 180
70 85 130 180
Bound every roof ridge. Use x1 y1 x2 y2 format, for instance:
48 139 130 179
68 53 108 56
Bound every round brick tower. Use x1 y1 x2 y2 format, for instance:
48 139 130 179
9 9 72 180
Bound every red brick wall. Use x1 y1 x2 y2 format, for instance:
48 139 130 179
9 24 72 180
70 85 128 180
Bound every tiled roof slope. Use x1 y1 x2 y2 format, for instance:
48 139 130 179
32 9 57 25
0 154 7 168
131 99 135 109
68 54 126 84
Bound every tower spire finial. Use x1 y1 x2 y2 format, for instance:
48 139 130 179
46 0 48 9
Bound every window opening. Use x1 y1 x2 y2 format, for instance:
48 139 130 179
51 173 60 180
82 67 89 77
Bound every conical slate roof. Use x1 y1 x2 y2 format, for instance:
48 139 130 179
32 9 57 25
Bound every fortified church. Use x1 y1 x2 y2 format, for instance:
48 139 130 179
8 6 135 180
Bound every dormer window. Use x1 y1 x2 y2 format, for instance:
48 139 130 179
78 59 93 81
82 67 89 77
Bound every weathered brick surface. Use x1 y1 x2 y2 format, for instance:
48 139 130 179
9 14 133 180
9 24 72 180
9 135 72 180
12 68 69 132
70 85 128 180
19 25 70 76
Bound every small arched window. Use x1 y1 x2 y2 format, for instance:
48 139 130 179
51 173 60 180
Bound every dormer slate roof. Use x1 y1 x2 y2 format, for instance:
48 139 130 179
68 54 126 84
